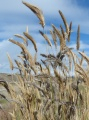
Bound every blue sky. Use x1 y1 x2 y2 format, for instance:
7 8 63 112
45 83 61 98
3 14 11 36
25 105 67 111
0 0 89 73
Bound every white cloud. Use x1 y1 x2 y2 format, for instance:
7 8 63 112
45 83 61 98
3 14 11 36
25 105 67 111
69 41 89 50
0 0 89 73
0 0 69 15
1 0 89 34
0 0 89 33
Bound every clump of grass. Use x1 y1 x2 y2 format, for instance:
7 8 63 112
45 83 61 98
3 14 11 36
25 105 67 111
0 1 89 120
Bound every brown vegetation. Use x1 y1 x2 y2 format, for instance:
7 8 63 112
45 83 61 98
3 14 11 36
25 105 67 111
0 1 89 120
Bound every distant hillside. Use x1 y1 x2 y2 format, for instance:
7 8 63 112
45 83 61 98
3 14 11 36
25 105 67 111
0 73 17 82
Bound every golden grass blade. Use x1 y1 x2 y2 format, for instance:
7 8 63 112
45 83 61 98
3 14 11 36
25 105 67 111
68 48 75 64
22 1 45 28
75 63 86 76
15 60 21 68
52 24 66 50
74 53 81 64
26 26 28 33
59 10 69 34
50 30 57 48
9 39 32 62
79 51 89 64
66 53 72 71
62 63 69 73
7 53 14 70
20 63 27 77
39 30 52 47
54 69 62 83
9 39 26 52
23 32 37 52
80 50 84 65
9 39 23 49
9 111 16 120
76 25 80 50
14 34 27 45
68 21 72 42
0 80 11 94
60 25 65 40
25 26 29 46
75 63 89 84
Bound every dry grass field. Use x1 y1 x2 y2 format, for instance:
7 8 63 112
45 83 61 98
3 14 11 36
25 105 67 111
0 1 89 120
0 74 18 120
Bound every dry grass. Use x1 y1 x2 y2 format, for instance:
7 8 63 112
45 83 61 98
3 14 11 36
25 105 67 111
22 1 45 28
0 1 89 120
76 25 80 50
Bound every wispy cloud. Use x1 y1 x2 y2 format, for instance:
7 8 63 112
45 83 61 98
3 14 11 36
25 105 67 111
0 0 89 72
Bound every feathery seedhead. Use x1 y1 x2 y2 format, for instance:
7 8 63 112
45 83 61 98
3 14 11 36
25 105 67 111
39 30 52 47
23 32 38 52
59 10 69 35
76 25 80 50
22 1 45 28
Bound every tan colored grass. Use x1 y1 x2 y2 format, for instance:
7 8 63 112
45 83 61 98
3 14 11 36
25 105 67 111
7 53 14 70
23 32 38 52
22 1 45 28
14 34 27 45
1 2 89 120
68 21 72 41
52 24 66 50
76 25 80 50
39 30 52 47
60 25 65 40
9 39 32 61
59 10 69 35
79 51 89 64
50 30 57 48
75 63 89 84
80 50 84 65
